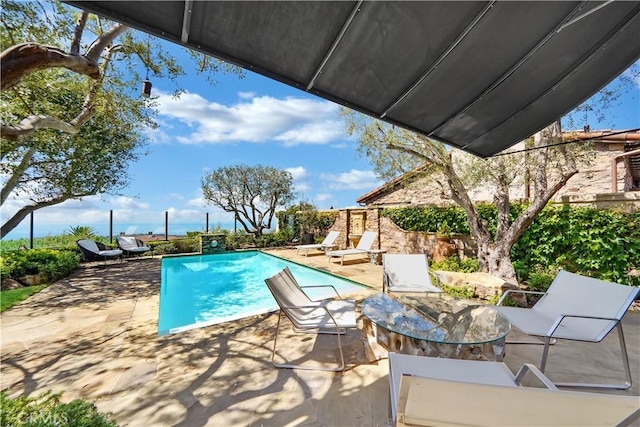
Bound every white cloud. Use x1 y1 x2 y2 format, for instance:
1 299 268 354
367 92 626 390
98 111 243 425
294 182 311 193
275 120 344 146
187 197 207 207
320 169 382 190
285 166 308 180
108 196 149 210
315 193 333 202
155 91 343 146
238 91 255 99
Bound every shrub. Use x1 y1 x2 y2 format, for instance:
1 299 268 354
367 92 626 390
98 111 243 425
0 249 80 282
1 391 118 427
150 242 178 255
255 230 292 248
383 203 639 285
439 283 474 299
172 238 199 253
66 226 98 239
431 254 479 273
224 230 255 250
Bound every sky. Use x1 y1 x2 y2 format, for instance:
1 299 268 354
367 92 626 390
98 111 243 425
1 31 639 240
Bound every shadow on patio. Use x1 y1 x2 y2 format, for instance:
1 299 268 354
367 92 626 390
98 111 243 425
1 253 638 426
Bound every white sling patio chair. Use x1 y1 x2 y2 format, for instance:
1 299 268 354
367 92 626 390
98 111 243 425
495 270 639 389
295 230 340 256
389 353 640 427
382 253 442 294
264 267 358 371
326 230 377 265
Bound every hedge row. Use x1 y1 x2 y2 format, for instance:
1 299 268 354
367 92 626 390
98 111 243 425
381 204 640 286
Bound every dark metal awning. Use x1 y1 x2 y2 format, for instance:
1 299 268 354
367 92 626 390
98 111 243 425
66 1 640 158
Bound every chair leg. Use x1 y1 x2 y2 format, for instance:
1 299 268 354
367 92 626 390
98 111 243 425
271 310 346 372
546 323 633 390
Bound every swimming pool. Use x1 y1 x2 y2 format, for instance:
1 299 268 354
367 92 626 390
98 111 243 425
158 250 367 335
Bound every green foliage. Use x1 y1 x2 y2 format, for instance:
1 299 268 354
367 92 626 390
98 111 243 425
1 285 47 312
431 254 480 273
172 238 199 253
0 249 79 282
0 234 105 251
439 283 474 299
0 390 118 427
223 230 255 250
381 206 469 234
201 164 296 236
255 230 293 248
1 0 243 238
316 211 338 230
148 242 177 255
66 226 98 239
512 205 639 285
384 204 638 285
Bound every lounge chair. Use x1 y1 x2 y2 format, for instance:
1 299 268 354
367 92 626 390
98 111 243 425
495 270 639 389
76 239 122 264
264 267 357 371
295 230 340 256
326 230 377 265
382 253 442 294
116 236 151 257
389 352 640 427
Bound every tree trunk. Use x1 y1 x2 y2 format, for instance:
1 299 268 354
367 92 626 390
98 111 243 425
1 197 68 238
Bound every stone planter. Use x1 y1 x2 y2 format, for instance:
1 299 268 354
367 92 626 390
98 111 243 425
432 237 456 262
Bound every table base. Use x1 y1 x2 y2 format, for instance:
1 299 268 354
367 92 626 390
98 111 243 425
363 317 506 362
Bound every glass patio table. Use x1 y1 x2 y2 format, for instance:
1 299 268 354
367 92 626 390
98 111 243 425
362 293 511 361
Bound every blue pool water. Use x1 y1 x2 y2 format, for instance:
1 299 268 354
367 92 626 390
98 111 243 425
159 251 367 335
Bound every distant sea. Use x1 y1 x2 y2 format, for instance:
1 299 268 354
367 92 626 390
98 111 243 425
2 221 238 240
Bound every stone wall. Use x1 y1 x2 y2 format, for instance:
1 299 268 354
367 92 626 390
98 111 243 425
360 141 638 209
330 209 476 261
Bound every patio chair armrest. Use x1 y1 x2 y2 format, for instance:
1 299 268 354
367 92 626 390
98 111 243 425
546 314 620 337
300 285 343 299
278 303 340 327
497 289 546 305
514 363 558 389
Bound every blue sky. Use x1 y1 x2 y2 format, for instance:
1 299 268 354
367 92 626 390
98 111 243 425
2 35 639 239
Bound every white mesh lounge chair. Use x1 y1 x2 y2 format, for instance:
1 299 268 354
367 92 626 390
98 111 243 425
116 236 151 257
389 353 640 427
383 253 442 294
77 239 122 264
326 230 377 265
295 230 340 256
264 267 357 371
495 270 640 389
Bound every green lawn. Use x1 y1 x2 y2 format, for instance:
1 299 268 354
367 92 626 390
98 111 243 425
1 285 47 312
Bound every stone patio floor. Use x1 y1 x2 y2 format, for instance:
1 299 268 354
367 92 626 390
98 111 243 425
1 248 638 426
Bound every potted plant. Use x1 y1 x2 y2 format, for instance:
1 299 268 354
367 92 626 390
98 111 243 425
434 223 456 262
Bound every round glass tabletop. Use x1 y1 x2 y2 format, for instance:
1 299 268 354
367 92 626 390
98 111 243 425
362 293 511 345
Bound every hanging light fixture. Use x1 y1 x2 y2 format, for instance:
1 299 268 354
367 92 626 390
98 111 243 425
141 35 152 98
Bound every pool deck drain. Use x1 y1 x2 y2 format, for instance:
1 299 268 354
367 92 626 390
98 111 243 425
1 249 638 426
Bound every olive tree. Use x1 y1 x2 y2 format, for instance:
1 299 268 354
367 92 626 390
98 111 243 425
1 0 241 237
346 108 587 283
202 165 296 237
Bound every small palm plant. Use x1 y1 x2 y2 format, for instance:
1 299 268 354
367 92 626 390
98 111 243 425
66 225 97 240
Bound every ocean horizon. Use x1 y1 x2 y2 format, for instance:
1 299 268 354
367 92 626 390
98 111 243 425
2 221 239 240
